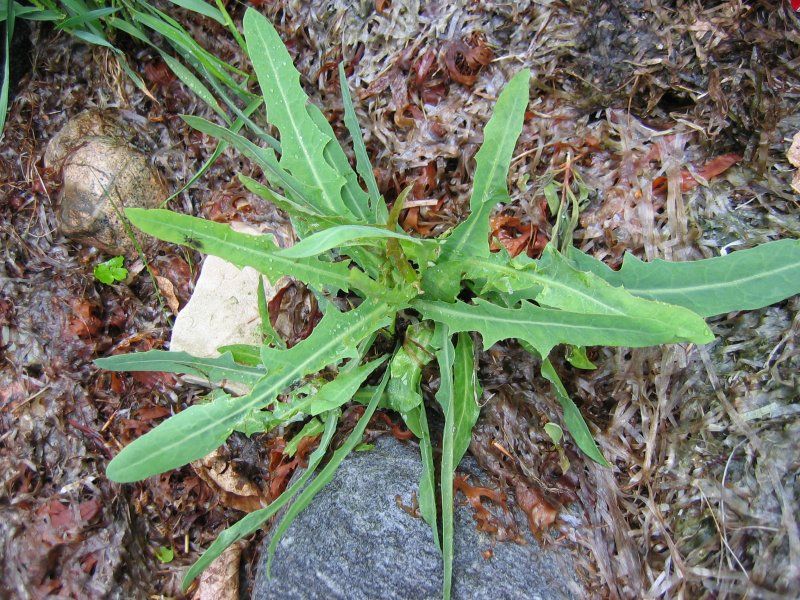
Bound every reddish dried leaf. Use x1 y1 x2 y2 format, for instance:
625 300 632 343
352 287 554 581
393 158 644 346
514 481 558 535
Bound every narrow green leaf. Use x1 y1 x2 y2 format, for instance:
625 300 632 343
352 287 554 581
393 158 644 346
216 344 262 367
166 98 262 204
95 350 265 387
567 239 800 317
106 299 394 482
402 404 440 550
2 0 17 137
107 16 150 43
436 329 482 600
265 370 389 574
168 0 225 24
70 28 116 50
243 9 353 219
275 225 422 259
183 116 317 208
415 297 713 358
451 332 481 466
272 356 386 421
434 324 455 600
540 358 610 467
338 62 387 222
56 6 119 30
160 53 228 123
124 208 354 292
182 410 339 590
440 69 530 259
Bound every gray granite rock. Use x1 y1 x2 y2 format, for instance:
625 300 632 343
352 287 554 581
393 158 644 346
253 436 581 600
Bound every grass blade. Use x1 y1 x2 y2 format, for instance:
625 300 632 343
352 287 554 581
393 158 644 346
0 0 14 138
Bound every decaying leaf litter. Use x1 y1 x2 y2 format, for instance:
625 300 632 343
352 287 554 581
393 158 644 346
1 0 799 598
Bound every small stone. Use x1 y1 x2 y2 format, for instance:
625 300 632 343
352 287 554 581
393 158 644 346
44 109 131 169
253 436 582 600
48 111 166 256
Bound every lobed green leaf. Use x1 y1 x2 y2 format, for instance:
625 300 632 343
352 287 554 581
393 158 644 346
567 239 800 317
106 300 394 482
124 208 355 292
440 69 530 259
243 9 355 219
95 350 265 388
415 297 713 359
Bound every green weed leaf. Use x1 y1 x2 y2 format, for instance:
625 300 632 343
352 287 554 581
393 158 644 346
106 300 394 482
568 239 800 317
243 9 354 219
124 208 355 292
95 350 265 387
275 225 423 259
415 297 712 359
440 69 530 259
93 255 128 284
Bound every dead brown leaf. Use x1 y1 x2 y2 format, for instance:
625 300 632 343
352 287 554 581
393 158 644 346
193 449 266 512
154 275 180 314
191 541 244 600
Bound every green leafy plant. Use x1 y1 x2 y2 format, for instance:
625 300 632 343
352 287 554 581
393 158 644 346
94 9 800 598
93 255 128 284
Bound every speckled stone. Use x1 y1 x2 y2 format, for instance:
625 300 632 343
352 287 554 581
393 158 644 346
253 436 581 600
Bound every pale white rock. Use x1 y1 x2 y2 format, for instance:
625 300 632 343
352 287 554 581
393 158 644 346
169 254 265 360
169 223 280 392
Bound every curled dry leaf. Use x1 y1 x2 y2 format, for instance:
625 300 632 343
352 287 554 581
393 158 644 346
267 279 322 348
192 449 266 512
154 276 180 315
514 481 558 536
652 152 741 194
443 36 494 87
191 541 244 600
454 474 519 541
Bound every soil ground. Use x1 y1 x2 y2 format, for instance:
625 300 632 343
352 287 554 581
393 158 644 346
1 1 799 598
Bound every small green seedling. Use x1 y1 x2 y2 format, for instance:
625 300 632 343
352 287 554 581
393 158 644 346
154 546 174 564
94 256 128 284
94 9 800 599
